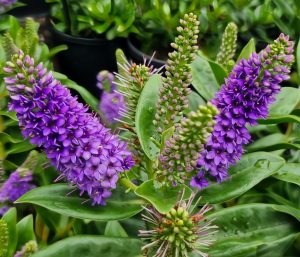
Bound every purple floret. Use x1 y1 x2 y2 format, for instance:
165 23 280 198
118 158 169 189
4 51 134 205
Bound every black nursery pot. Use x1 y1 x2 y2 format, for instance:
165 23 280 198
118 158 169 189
8 0 49 18
126 37 166 70
50 25 121 96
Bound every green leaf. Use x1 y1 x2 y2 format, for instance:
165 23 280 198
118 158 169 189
256 233 299 257
0 132 23 144
258 114 300 125
208 60 228 85
32 236 142 257
135 180 191 214
207 204 298 257
48 45 68 58
297 39 300 78
135 74 162 160
191 55 220 100
269 87 300 115
274 163 300 186
53 72 99 112
187 91 206 112
2 208 17 257
6 140 36 155
197 152 285 204
104 221 128 238
272 204 300 222
0 111 18 121
16 184 143 221
16 215 36 250
247 133 291 152
236 38 255 63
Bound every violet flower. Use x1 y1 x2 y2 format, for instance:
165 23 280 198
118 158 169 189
4 51 134 205
192 34 294 187
0 0 17 12
97 71 126 124
0 170 35 216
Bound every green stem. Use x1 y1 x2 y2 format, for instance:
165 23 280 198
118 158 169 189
146 157 154 179
120 177 138 191
285 123 293 137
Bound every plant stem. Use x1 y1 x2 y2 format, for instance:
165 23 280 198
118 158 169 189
285 123 293 137
120 177 138 191
146 157 154 179
61 0 72 34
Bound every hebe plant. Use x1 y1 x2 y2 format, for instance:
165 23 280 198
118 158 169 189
1 11 300 257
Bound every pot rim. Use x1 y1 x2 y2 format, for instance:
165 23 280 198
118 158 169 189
126 37 166 66
49 19 114 46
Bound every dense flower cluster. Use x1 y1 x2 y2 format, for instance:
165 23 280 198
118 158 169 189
193 34 294 187
97 71 126 123
159 103 218 186
0 170 35 216
139 193 217 257
154 13 199 135
0 0 16 13
4 51 134 205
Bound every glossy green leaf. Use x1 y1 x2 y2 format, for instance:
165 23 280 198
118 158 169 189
258 114 300 124
135 74 162 160
208 60 228 85
273 163 300 186
247 133 300 152
236 38 255 62
32 236 143 257
6 140 36 155
191 55 220 100
16 215 36 250
16 184 144 221
297 37 300 77
135 180 191 214
256 233 299 257
198 152 285 204
269 87 300 115
0 132 23 144
272 204 300 221
2 208 17 257
53 72 99 112
187 91 206 112
0 111 18 121
207 204 298 257
48 45 68 58
247 133 289 152
104 221 128 238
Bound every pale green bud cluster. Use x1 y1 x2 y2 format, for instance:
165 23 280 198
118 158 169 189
0 220 8 257
154 13 199 136
216 22 238 70
139 195 217 257
14 241 38 257
158 103 218 185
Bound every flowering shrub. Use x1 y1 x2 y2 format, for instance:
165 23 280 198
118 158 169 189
0 10 300 257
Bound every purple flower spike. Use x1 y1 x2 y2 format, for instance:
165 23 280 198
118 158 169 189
97 71 126 124
0 171 35 216
4 51 134 205
192 34 294 186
